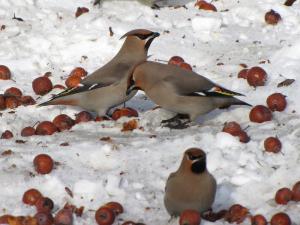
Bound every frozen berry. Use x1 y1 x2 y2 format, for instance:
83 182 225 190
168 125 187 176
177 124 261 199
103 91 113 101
0 215 14 224
5 96 20 109
265 10 281 25
1 130 13 139
251 214 267 225
32 77 53 95
238 130 250 143
180 62 193 71
33 154 54 175
69 67 87 78
65 75 81 88
266 93 287 112
53 114 75 131
168 56 185 66
35 121 58 135
249 105 272 123
270 212 291 225
225 204 249 224
275 188 293 205
22 188 43 206
20 96 36 106
21 127 36 137
112 107 138 120
104 202 124 216
264 137 281 153
195 0 217 11
238 69 249 79
179 209 201 225
75 7 89 18
222 121 242 136
53 84 66 90
95 207 115 225
0 65 11 80
34 212 54 225
54 208 73 225
75 111 93 123
4 87 22 97
247 67 267 87
292 181 300 201
35 197 54 213
0 95 5 110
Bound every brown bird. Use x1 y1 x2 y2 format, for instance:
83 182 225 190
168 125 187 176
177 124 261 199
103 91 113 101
39 29 160 116
164 148 217 216
127 61 250 128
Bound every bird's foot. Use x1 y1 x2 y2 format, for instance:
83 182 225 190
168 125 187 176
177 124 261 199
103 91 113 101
201 208 227 222
161 114 190 129
167 215 177 223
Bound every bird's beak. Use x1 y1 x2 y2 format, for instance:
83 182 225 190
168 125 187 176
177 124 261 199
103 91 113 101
145 32 160 51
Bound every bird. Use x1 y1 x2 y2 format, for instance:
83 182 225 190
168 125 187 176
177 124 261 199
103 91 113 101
164 148 217 217
93 0 193 8
126 61 251 128
38 29 160 116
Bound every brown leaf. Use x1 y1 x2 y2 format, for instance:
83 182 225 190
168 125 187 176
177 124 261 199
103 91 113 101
121 119 138 132
60 142 69 146
100 136 112 142
277 78 295 87
1 149 13 156
15 140 26 144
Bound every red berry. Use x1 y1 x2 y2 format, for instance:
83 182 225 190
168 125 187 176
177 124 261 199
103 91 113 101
21 127 36 137
266 93 287 112
195 0 217 11
22 188 43 206
35 121 58 135
264 137 282 153
238 69 249 79
53 114 75 131
270 212 291 225
247 67 267 87
95 207 115 225
0 95 6 110
33 154 54 175
5 96 21 109
180 62 193 71
65 75 81 88
179 209 201 225
53 84 66 90
69 67 87 78
111 107 138 120
251 214 267 225
225 204 249 224
1 130 13 139
238 130 250 143
0 65 11 80
35 197 54 213
249 105 272 123
4 87 22 97
75 111 93 123
75 7 89 18
122 222 136 225
54 208 73 225
168 56 185 66
32 76 53 96
34 212 54 225
104 202 124 216
265 10 281 25
275 188 293 205
222 121 242 136
0 215 14 224
20 96 36 106
292 181 300 201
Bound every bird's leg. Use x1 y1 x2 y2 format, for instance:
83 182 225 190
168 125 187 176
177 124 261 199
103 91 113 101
201 208 227 222
93 0 101 6
161 114 190 129
167 215 177 223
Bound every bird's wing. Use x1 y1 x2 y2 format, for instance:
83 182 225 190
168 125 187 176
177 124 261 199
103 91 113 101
81 62 131 86
162 67 244 97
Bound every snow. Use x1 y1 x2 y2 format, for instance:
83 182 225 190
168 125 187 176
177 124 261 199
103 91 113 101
1 0 300 224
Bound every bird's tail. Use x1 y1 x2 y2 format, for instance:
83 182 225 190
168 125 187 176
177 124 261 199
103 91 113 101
214 96 251 109
38 96 78 107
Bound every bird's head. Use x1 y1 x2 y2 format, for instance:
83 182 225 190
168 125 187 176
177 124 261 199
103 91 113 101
182 148 207 174
120 29 160 52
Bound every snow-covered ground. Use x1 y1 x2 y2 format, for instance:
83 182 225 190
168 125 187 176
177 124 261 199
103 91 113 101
1 0 300 224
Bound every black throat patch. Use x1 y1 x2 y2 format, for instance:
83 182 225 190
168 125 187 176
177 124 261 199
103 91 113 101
191 158 206 174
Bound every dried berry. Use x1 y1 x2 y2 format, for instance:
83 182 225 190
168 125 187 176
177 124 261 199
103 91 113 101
75 111 93 123
0 65 11 80
32 77 53 95
247 67 267 87
249 105 272 123
33 154 54 175
36 121 58 135
266 93 287 112
53 114 75 131
270 212 291 225
22 188 43 205
265 10 281 25
264 137 282 153
179 209 201 225
275 188 293 205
